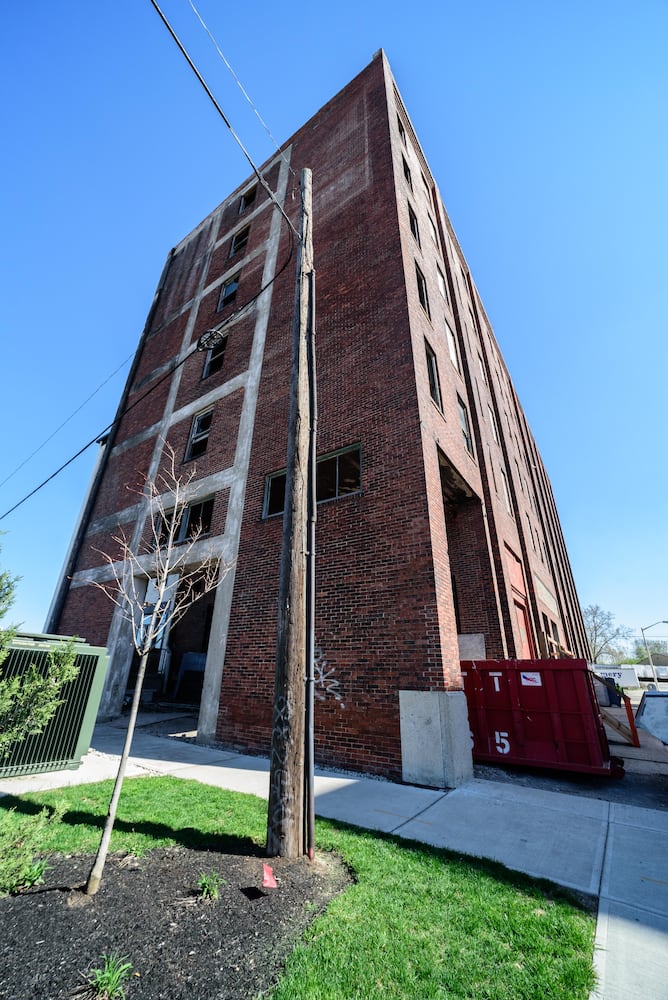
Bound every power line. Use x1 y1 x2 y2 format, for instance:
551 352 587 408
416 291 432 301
0 1 298 523
0 352 134 491
187 0 296 179
148 0 298 239
0 233 294 523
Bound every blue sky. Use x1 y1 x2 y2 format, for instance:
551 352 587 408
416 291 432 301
1 1 666 648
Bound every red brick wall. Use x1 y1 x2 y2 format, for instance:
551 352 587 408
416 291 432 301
215 56 451 779
59 584 114 648
54 53 588 777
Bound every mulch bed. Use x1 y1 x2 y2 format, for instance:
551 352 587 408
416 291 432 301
0 847 352 999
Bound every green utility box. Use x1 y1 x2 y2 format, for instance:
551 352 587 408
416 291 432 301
0 633 108 778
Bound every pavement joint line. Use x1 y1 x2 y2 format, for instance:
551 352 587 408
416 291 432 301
388 792 450 835
594 802 612 899
599 893 668 919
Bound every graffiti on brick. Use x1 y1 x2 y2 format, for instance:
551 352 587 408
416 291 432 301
313 646 345 708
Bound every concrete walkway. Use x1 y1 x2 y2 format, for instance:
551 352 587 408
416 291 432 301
1 715 667 1000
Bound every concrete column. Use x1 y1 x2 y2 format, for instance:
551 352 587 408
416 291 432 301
399 690 473 788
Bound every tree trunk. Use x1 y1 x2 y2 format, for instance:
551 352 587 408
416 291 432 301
86 647 150 895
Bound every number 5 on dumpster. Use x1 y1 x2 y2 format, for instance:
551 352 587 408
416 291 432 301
494 730 511 754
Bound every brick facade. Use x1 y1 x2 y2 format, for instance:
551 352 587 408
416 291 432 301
49 52 588 781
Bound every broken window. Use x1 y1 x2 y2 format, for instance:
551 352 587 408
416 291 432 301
230 225 250 258
159 497 215 546
264 445 361 517
239 186 257 214
445 321 460 372
397 115 406 145
458 397 474 455
402 155 413 191
185 409 213 461
425 340 442 409
217 272 240 311
408 203 420 246
415 262 430 318
202 335 227 379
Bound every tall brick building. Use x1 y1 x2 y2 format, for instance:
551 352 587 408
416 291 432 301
48 51 588 786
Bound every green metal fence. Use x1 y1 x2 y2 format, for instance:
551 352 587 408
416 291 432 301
0 633 108 778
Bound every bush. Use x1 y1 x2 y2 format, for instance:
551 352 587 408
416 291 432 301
0 802 63 895
0 641 79 759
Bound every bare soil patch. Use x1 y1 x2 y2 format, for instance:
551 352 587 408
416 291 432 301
0 847 351 999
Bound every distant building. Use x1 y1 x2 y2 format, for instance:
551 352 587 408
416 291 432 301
48 51 588 786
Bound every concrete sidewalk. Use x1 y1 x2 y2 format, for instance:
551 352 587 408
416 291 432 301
1 715 667 1000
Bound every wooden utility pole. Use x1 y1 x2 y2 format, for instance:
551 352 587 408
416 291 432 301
267 169 314 858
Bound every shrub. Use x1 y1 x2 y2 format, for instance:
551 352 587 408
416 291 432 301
0 802 62 895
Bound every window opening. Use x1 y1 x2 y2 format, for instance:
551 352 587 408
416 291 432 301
397 115 406 145
445 321 460 371
230 225 250 257
436 266 448 302
500 466 513 515
402 155 413 190
425 340 442 409
202 335 227 378
264 445 361 517
217 272 240 311
408 203 420 246
488 448 498 491
458 397 474 455
160 497 214 545
488 405 500 444
428 215 440 250
185 409 213 461
239 186 257 213
415 262 430 318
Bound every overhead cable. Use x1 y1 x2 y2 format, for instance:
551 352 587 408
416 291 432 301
148 0 298 238
187 0 296 178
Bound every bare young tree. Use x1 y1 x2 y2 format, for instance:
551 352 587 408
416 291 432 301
86 446 224 895
583 604 633 664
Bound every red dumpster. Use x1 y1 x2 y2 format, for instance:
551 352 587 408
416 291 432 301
461 659 624 778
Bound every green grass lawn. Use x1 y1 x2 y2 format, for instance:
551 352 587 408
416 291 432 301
0 776 596 999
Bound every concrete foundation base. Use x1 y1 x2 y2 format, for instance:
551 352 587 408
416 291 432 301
399 690 473 789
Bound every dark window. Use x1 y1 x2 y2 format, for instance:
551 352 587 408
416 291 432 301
185 497 214 537
264 445 361 517
402 155 413 190
397 115 406 145
415 263 430 318
408 203 420 246
316 448 361 502
239 186 257 213
458 397 474 455
230 225 250 257
425 341 442 409
202 335 227 379
217 272 240 311
159 497 214 545
185 409 213 461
